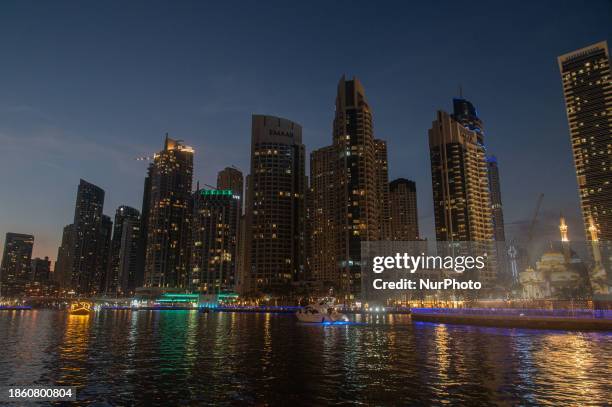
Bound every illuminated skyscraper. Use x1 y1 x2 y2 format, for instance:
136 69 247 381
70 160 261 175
389 179 419 241
243 115 306 294
0 233 34 297
429 101 493 242
144 135 194 288
374 139 391 239
106 206 140 295
429 102 496 282
309 76 388 297
191 189 240 294
558 41 612 242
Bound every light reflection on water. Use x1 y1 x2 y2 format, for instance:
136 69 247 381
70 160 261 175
0 311 610 406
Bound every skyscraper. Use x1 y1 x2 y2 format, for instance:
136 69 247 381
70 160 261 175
117 218 142 295
429 103 493 242
308 145 339 285
558 41 611 242
389 179 419 241
31 257 51 283
0 233 34 297
217 167 244 212
191 189 240 294
106 206 140 295
429 101 496 282
243 115 306 294
143 135 194 289
487 156 506 242
55 223 74 290
374 139 391 240
70 179 106 295
96 214 113 293
309 76 388 297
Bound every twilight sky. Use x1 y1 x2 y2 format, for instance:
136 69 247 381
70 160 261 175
0 1 611 261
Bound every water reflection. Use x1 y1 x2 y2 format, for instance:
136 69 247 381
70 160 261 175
0 310 609 405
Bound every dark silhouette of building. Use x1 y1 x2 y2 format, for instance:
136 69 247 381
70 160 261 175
191 189 240 294
96 214 113 293
106 206 140 295
143 135 194 289
389 179 419 240
55 224 74 291
31 256 51 283
70 179 107 295
558 41 611 242
487 156 506 242
217 167 244 212
117 218 142 295
243 115 306 294
0 233 34 297
309 76 388 297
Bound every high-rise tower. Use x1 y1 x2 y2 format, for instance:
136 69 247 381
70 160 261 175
106 206 140 295
143 135 194 289
389 179 419 241
309 76 389 297
429 102 496 282
429 102 493 242
243 115 306 294
70 179 106 295
558 41 611 242
0 233 34 297
487 155 506 242
217 167 244 212
191 189 240 294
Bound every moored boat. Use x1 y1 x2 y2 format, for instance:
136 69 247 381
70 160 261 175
295 297 349 323
68 300 94 315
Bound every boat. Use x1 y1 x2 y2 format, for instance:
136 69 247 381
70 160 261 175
68 300 94 315
295 297 349 323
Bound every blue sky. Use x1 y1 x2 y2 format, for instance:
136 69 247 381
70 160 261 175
0 1 611 260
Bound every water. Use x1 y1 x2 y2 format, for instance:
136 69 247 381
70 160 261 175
0 310 610 406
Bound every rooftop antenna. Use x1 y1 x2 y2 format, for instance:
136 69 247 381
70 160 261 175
459 85 463 98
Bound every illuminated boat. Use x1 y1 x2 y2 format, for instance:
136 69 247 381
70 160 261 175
68 301 94 315
295 297 349 323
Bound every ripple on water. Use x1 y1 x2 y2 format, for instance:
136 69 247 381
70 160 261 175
0 310 610 406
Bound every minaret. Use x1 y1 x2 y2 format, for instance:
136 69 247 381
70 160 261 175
559 214 569 242
587 216 609 295
559 214 571 263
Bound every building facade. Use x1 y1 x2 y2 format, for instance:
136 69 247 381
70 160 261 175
55 224 74 290
70 179 107 295
106 206 141 295
429 101 496 283
389 178 419 241
486 156 506 242
0 233 34 297
243 115 306 294
191 189 240 294
117 218 142 295
558 41 611 242
308 76 389 298
31 257 51 283
143 135 194 289
217 167 244 212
